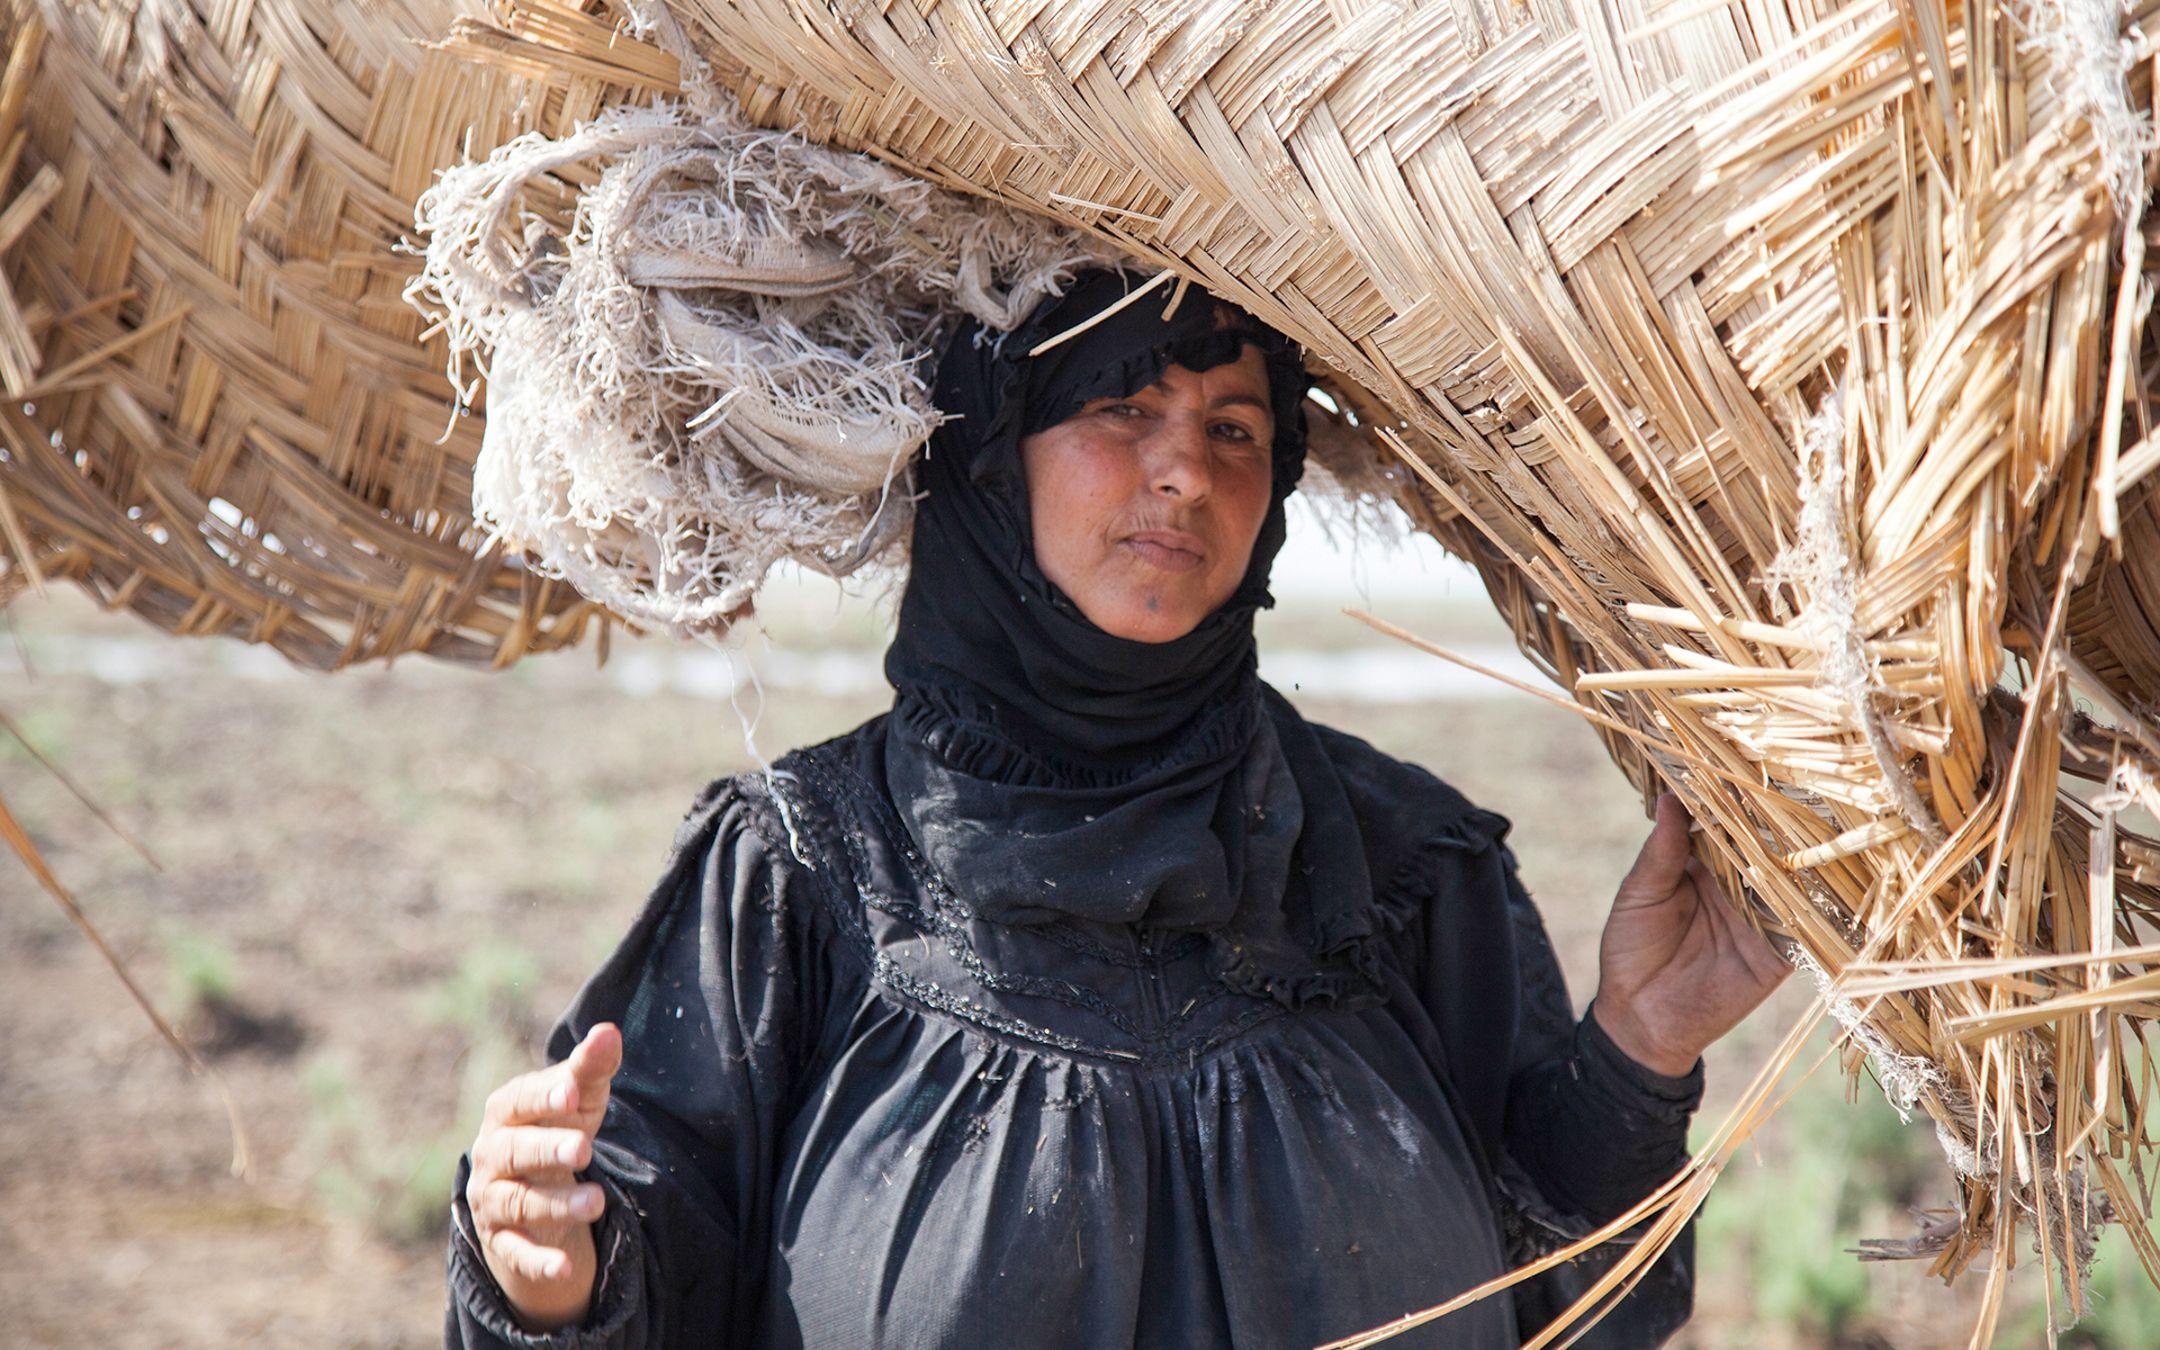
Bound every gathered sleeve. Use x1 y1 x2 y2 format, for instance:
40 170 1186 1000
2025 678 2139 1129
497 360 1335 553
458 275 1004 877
445 777 834 1349
1395 812 1702 1347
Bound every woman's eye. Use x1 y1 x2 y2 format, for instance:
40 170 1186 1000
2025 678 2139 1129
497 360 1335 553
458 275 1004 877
1212 422 1262 444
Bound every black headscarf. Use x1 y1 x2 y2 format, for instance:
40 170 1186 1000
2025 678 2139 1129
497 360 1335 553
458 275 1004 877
882 268 1383 1004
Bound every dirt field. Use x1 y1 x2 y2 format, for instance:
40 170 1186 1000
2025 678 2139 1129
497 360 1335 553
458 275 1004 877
2 584 2147 1347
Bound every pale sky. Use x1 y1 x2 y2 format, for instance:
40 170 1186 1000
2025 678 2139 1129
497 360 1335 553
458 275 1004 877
1269 495 1482 601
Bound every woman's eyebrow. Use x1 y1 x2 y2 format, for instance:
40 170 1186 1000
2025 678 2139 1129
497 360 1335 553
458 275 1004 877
1101 385 1266 411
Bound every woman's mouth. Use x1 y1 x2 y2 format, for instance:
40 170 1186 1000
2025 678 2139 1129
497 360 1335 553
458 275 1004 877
1120 531 1206 572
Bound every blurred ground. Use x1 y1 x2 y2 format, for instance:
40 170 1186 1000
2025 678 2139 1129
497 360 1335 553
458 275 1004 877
2 549 2152 1347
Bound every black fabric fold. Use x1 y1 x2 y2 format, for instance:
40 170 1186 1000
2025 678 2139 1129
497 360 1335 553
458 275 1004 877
444 727 1703 1348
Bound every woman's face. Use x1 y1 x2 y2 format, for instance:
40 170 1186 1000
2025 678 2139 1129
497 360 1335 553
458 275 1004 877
1020 343 1276 643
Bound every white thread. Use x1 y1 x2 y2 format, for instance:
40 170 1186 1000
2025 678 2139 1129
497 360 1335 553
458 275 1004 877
2015 0 2158 221
1766 380 1947 846
1796 948 1941 1120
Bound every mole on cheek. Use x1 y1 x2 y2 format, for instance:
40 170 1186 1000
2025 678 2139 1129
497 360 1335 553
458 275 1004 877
1146 594 1161 613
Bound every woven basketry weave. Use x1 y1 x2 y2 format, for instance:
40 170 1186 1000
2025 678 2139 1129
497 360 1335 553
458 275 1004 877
4 0 2160 1337
0 1 621 667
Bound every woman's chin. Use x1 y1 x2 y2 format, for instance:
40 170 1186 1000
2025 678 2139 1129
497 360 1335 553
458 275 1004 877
1077 590 1217 643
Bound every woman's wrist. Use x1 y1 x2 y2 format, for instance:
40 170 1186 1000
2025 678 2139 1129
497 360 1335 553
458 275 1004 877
1588 994 1702 1079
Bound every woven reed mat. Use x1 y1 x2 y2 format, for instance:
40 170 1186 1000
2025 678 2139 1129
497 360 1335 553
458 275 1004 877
3 0 2160 1340
0 2 624 668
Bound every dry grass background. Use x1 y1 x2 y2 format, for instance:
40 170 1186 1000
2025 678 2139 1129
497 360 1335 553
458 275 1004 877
4 561 2155 1347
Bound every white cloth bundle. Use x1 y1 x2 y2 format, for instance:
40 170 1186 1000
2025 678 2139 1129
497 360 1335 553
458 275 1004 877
408 98 1122 632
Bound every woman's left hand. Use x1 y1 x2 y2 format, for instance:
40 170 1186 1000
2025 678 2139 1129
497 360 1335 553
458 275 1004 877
1590 793 1793 1077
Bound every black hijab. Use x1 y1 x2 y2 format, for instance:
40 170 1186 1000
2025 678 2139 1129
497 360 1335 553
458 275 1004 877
882 269 1383 1004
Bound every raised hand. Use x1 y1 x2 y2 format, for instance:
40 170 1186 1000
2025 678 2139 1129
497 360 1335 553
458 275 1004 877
466 1023 624 1332
1590 795 1791 1077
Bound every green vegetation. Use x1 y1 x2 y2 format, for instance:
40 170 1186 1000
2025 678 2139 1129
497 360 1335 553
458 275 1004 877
162 929 238 1017
299 1056 464 1247
301 945 542 1248
2004 1227 2160 1347
418 943 540 1038
1697 1026 2160 1345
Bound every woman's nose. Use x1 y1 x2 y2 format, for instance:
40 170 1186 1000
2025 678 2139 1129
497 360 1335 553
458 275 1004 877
1143 418 1211 501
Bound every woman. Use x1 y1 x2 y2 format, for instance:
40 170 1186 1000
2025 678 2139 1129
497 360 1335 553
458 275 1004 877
445 270 1791 1347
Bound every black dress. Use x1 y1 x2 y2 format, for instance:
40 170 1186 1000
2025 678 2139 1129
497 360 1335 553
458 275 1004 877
444 712 1702 1348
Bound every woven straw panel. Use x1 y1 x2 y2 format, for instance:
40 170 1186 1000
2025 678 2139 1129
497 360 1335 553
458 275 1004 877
0 1 619 668
0 0 2157 1331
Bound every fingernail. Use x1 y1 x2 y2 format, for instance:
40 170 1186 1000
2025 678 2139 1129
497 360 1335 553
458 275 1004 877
545 1254 567 1280
548 1083 569 1113
575 1186 602 1218
557 1138 582 1166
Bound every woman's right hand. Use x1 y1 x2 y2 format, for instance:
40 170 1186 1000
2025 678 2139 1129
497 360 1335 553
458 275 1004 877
466 1023 624 1332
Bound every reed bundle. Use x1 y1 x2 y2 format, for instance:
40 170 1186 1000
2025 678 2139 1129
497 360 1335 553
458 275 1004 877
2 0 2159 1341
